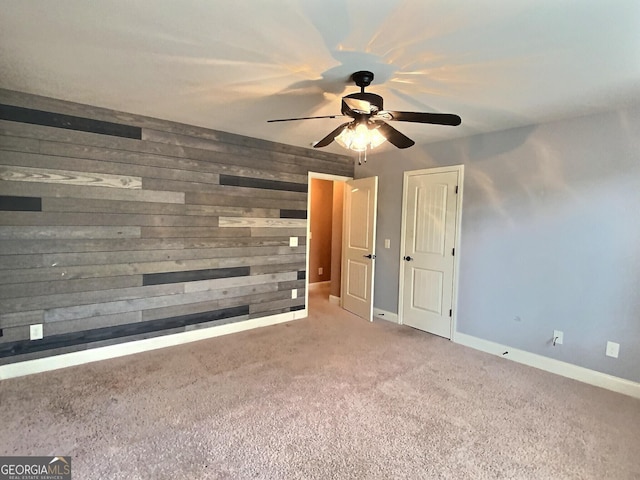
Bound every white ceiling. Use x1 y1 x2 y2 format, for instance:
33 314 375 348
1 0 639 154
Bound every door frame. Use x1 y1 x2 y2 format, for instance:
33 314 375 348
306 171 353 315
397 165 464 341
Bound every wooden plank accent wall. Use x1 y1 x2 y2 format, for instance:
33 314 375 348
0 89 354 364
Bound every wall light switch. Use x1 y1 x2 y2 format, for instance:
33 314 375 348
30 324 43 340
289 236 298 247
384 239 391 249
291 289 298 299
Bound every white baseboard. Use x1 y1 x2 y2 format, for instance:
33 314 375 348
373 308 399 324
454 332 640 399
308 281 330 291
329 295 340 305
0 310 304 381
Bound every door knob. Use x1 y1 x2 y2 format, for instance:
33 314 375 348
403 256 413 261
363 254 376 259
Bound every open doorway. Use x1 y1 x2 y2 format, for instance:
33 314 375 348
306 172 351 310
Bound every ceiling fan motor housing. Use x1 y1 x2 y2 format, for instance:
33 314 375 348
342 92 384 115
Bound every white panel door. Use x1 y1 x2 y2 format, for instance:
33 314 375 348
342 176 378 321
400 170 459 338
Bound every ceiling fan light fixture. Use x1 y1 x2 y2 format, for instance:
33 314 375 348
267 70 461 155
335 122 387 152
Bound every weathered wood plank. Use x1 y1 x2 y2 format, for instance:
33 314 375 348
36 246 302 269
0 88 354 166
0 133 40 153
45 311 142 336
40 196 279 218
184 271 297 293
186 191 307 210
0 165 141 189
278 279 306 291
1 282 185 313
0 254 306 284
0 126 334 181
250 297 305 314
0 325 30 343
220 290 293 308
0 226 141 240
0 212 219 228
141 178 309 201
219 217 307 228
141 226 250 238
0 195 42 212
0 103 141 139
0 253 44 270
250 262 305 275
0 149 221 185
36 137 315 180
0 125 321 179
165 181 308 201
0 180 185 204
251 227 307 237
142 128 354 169
142 299 223 322
0 276 142 300
0 236 292 255
45 283 278 322
0 310 44 328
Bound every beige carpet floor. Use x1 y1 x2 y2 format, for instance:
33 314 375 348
1 284 639 479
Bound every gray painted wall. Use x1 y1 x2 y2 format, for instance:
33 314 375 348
357 105 640 383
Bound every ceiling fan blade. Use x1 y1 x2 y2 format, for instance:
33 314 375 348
342 97 372 114
376 122 415 149
267 114 341 123
381 111 462 126
313 122 352 148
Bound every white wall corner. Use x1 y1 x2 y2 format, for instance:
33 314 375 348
374 308 399 323
454 332 640 400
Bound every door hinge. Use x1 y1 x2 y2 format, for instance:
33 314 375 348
452 247 455 256
455 185 459 194
449 309 453 317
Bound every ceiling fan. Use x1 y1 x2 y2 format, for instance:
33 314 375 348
267 71 461 160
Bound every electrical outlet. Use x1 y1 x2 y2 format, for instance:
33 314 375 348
384 239 391 249
318 267 323 275
553 330 563 345
30 324 43 340
606 341 620 358
291 289 297 299
289 236 298 247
